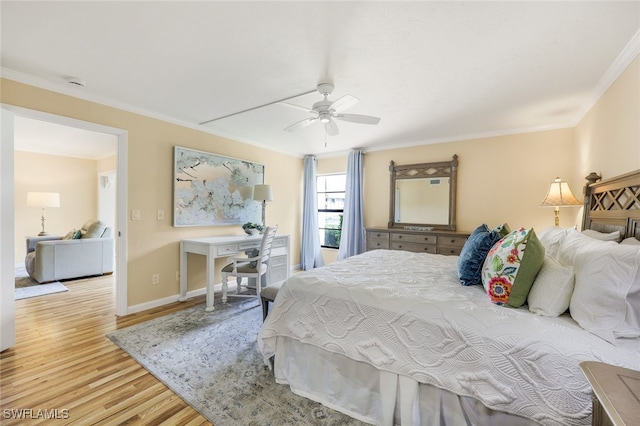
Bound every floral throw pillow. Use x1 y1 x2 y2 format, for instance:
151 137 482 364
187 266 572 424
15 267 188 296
482 227 545 307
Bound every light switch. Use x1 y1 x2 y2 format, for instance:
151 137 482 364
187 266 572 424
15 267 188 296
131 209 141 220
157 210 165 220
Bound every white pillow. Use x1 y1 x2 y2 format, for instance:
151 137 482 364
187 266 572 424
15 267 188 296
528 255 574 317
618 238 640 332
537 226 573 260
569 241 640 343
621 237 640 246
581 229 621 241
556 229 607 267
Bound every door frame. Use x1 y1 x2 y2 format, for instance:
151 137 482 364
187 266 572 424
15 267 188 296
4 105 129 316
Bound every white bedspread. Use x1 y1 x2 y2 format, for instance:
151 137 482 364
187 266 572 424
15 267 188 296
258 250 640 425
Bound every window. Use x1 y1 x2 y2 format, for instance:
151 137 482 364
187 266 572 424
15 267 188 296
317 174 345 249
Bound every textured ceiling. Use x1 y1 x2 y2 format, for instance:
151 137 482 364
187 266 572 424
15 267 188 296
3 1 639 158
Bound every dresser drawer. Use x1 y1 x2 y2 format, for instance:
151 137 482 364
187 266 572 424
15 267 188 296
390 241 437 254
272 237 287 248
367 231 390 250
437 245 464 256
438 235 468 248
269 255 287 268
216 243 240 256
390 233 437 245
269 266 288 283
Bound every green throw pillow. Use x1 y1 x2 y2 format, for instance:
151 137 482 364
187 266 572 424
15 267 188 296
481 227 545 308
494 223 512 237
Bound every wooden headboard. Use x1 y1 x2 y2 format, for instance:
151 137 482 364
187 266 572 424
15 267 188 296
582 169 640 240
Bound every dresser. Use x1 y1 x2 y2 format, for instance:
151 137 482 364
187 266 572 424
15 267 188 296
366 228 469 255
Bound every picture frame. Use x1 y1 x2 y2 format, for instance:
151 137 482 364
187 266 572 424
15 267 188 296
173 146 264 227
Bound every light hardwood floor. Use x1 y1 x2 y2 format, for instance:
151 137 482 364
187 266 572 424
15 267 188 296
1 274 212 425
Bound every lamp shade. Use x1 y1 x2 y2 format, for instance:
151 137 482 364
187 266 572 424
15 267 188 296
540 178 581 207
253 184 273 202
27 192 60 208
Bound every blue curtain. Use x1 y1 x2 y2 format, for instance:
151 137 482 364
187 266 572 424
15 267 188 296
301 155 324 270
338 150 365 260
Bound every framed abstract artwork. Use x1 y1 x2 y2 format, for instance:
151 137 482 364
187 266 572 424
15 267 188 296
173 146 264 227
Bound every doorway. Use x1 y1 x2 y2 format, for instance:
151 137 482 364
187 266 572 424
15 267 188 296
4 105 128 316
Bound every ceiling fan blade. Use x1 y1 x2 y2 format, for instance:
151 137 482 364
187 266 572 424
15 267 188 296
284 117 317 132
330 94 359 113
334 113 381 125
325 119 339 136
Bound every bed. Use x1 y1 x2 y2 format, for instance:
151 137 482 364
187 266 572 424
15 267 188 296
258 170 640 426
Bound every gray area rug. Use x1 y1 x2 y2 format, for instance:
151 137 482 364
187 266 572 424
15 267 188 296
15 265 68 300
107 298 367 426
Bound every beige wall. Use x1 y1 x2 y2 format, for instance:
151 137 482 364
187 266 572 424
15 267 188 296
574 56 640 182
319 128 576 265
2 79 303 307
14 151 98 262
97 155 117 172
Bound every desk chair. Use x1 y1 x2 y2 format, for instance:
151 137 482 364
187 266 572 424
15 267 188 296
220 226 278 304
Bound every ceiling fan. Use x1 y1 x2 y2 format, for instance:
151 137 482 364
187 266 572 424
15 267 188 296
283 83 380 136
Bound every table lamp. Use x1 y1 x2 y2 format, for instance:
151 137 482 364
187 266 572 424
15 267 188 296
27 191 60 235
253 184 273 227
540 177 581 226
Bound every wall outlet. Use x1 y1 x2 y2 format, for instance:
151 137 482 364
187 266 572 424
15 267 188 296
152 274 160 285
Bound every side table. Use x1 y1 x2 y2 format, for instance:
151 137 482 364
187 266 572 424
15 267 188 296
580 361 640 426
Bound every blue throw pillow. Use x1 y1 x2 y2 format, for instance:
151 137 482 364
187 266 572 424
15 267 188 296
457 224 502 286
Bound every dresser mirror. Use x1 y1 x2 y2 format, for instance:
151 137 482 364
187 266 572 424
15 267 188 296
388 155 458 230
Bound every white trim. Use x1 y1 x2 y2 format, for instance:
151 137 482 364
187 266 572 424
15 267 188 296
2 104 130 316
1 108 16 351
573 28 640 125
115 134 128 316
127 288 207 315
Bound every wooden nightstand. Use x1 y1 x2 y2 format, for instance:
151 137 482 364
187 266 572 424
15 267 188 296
580 361 640 426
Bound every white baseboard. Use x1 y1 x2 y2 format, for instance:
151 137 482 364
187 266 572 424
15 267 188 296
126 284 220 315
125 267 296 315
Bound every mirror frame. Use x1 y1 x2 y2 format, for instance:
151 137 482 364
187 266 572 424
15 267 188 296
388 155 458 231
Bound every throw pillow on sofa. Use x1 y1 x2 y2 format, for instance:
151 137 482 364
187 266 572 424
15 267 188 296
482 227 545 307
80 220 107 239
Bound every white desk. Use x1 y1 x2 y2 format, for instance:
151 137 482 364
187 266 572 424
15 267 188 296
179 234 290 311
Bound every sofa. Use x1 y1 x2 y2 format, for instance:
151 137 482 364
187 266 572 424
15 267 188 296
25 220 114 283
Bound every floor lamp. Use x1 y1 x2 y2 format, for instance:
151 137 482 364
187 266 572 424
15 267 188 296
253 184 273 227
27 192 60 235
540 177 581 226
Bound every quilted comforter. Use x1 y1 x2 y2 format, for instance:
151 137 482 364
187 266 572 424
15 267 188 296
258 250 640 425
